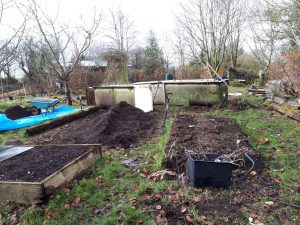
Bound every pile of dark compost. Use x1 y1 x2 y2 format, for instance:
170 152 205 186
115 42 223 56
0 145 91 182
4 105 33 120
31 102 159 149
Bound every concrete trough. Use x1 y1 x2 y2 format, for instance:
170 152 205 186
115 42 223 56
134 79 228 106
94 80 228 109
94 85 153 112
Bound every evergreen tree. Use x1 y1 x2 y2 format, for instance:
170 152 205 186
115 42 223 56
143 31 164 76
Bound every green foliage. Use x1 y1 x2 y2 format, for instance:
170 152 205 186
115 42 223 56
143 31 164 76
252 79 263 89
230 80 246 87
238 95 265 107
229 67 257 84
237 53 262 72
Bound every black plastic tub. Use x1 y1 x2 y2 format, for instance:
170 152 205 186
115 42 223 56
188 153 234 188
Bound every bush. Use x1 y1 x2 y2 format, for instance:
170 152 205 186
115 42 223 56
230 80 247 87
252 79 263 89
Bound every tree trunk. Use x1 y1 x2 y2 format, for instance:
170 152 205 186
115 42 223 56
64 81 72 105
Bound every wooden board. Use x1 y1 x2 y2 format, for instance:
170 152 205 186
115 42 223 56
0 181 44 204
0 146 101 204
42 147 101 195
270 102 300 122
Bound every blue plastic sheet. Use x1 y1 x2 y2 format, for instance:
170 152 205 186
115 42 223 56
0 105 79 131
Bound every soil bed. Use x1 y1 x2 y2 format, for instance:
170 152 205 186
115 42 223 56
30 102 160 149
0 145 92 182
163 114 252 173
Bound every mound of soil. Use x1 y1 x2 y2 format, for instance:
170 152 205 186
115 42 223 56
0 146 90 182
163 114 252 173
4 105 33 120
31 102 159 149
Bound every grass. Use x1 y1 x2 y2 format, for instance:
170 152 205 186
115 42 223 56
0 94 299 225
202 96 300 224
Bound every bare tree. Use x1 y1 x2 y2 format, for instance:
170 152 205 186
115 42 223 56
174 26 187 67
177 0 246 72
0 0 26 97
106 6 137 53
27 0 100 105
246 1 280 73
105 6 137 83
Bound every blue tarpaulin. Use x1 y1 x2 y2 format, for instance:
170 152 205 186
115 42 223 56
0 105 79 131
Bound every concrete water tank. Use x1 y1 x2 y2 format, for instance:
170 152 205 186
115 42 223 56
94 85 153 112
134 85 153 112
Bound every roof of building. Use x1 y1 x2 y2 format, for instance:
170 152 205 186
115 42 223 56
80 60 107 68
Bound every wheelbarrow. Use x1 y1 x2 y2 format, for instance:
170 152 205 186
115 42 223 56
27 97 62 115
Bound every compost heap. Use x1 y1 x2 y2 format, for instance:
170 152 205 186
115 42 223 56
4 105 33 120
35 101 157 148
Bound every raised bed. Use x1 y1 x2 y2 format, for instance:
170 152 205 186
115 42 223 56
25 106 99 136
0 145 101 204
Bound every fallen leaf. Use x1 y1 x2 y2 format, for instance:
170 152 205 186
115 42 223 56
155 205 162 210
250 171 257 177
223 217 229 223
281 220 291 225
264 201 274 206
205 221 214 225
95 175 103 182
116 171 126 178
44 208 54 220
93 208 102 215
249 217 254 223
185 214 193 222
192 195 203 203
72 197 81 205
180 207 187 213
153 193 163 201
10 213 18 225
274 178 282 184
129 198 137 206
63 187 70 193
167 195 177 203
192 188 203 193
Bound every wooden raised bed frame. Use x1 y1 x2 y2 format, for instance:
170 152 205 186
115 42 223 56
0 145 101 204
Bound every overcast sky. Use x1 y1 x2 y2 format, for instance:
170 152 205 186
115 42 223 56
2 0 181 44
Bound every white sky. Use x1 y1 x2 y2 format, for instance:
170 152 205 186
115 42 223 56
2 0 181 44
1 0 182 78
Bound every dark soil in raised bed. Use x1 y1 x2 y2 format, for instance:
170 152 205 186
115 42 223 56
30 102 160 149
0 145 92 182
4 105 33 120
163 114 253 173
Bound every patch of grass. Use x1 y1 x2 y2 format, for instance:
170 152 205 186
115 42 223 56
204 106 299 224
0 129 28 145
0 97 29 112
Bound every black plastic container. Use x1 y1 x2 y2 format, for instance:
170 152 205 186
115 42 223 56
188 153 234 188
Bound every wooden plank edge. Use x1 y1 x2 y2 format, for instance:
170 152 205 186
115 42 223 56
42 147 101 195
270 103 300 122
